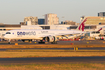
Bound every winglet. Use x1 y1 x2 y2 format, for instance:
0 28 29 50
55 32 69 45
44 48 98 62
98 28 102 32
78 18 87 31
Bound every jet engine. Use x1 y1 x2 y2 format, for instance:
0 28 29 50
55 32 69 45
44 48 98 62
44 36 58 43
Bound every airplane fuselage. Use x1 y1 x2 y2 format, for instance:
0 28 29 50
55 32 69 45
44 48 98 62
4 29 83 40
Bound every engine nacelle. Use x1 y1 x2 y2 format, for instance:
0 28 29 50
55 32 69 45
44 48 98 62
45 36 58 42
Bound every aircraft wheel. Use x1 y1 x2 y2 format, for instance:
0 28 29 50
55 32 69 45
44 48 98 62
38 42 45 44
22 40 25 42
38 40 45 44
8 42 11 44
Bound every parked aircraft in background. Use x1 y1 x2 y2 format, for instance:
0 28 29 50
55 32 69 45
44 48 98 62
4 18 87 44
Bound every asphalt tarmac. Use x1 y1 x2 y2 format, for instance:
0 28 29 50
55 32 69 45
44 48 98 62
0 40 105 51
0 41 105 65
0 40 105 45
0 47 105 51
0 56 105 65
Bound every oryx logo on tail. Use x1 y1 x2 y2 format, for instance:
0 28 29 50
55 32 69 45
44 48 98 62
78 18 87 31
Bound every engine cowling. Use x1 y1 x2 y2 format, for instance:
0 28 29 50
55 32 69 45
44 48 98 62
45 36 58 42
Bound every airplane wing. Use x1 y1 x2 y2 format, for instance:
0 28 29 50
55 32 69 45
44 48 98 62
38 31 85 38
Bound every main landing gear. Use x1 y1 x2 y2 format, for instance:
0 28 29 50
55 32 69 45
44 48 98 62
38 40 45 44
22 40 32 42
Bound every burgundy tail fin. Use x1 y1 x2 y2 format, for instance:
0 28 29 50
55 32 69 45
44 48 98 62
78 18 87 31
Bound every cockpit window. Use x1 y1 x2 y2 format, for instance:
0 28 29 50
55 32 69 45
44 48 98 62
6 32 11 34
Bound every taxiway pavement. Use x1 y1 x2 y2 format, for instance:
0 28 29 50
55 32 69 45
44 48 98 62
0 40 105 45
0 47 105 51
0 56 105 65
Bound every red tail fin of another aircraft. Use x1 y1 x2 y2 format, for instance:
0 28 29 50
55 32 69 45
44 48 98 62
98 28 102 32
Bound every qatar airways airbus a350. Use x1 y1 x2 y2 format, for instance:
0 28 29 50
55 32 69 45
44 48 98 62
4 18 87 44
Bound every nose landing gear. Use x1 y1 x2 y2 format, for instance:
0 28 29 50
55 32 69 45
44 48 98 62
8 39 11 44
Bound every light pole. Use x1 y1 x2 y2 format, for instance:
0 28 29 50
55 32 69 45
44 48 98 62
62 16 64 24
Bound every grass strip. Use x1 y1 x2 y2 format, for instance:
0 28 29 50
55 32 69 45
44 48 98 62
6 49 105 52
0 51 105 58
0 63 105 70
0 44 105 49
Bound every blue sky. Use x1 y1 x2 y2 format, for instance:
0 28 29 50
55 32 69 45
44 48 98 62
0 0 105 24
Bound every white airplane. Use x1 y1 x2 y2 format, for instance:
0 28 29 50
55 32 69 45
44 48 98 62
4 18 87 44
